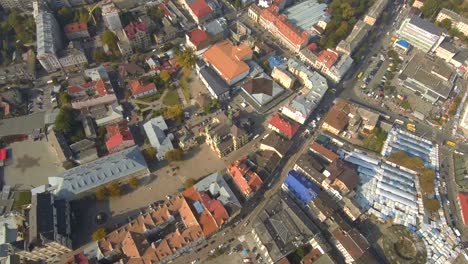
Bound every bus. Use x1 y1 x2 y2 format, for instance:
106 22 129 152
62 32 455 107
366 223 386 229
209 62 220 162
394 119 404 125
406 123 416 132
357 72 364 79
446 140 456 147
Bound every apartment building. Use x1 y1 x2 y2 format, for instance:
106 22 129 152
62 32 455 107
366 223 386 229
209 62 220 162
436 8 468 36
398 15 445 53
35 5 63 73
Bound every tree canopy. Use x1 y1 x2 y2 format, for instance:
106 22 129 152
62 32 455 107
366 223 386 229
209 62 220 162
421 0 467 20
147 6 165 24
164 105 183 120
165 149 183 162
0 11 35 65
92 228 107 241
101 30 120 55
176 48 196 71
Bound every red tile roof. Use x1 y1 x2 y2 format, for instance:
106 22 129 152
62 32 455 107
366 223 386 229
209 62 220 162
124 21 148 40
67 81 97 95
64 22 88 33
105 123 134 152
317 49 339 69
129 80 157 96
200 192 229 226
459 192 468 225
0 149 6 161
269 113 299 138
227 159 263 196
260 7 309 48
199 210 218 236
187 29 208 47
189 0 212 19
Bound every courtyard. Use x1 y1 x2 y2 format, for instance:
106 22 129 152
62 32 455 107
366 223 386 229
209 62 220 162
2 139 64 189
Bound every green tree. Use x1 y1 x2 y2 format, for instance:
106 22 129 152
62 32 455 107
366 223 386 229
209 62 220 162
92 228 107 241
211 98 220 109
142 146 157 161
107 182 122 197
147 6 165 24
54 107 76 134
184 178 197 189
425 199 440 214
335 22 349 38
58 92 71 106
95 186 108 200
101 30 119 55
92 48 108 63
164 105 183 120
165 149 183 161
57 7 75 25
203 104 212 114
160 70 171 83
439 18 452 31
176 48 196 71
128 176 139 189
421 0 441 19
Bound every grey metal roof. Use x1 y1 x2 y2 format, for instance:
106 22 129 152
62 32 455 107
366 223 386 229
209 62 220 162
143 116 174 159
199 66 230 97
48 146 149 200
204 18 227 36
194 172 241 209
409 15 443 36
284 0 328 31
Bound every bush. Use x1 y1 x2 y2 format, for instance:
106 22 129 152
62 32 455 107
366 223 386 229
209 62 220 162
107 182 122 197
92 228 107 241
184 178 197 189
165 149 183 162
95 186 108 200
128 176 139 189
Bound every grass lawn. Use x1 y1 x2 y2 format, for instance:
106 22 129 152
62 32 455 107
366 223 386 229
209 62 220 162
138 91 164 103
13 191 31 209
163 89 181 106
182 86 190 102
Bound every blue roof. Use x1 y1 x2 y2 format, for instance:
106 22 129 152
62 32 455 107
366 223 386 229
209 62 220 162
396 39 410 49
268 56 285 68
193 201 205 214
284 170 320 204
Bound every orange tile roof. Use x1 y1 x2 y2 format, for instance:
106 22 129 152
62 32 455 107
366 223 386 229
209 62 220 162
64 22 88 33
228 159 263 196
317 49 339 69
179 198 200 227
129 80 157 96
182 186 202 203
199 210 218 236
200 192 229 226
310 142 339 163
202 40 252 83
322 104 350 132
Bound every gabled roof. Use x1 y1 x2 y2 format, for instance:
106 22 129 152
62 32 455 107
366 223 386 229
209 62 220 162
64 22 88 33
243 73 284 106
202 40 252 83
189 0 213 19
310 142 339 163
269 113 299 138
143 116 174 156
228 159 263 196
129 80 157 96
124 21 148 40
187 28 208 47
317 49 339 69
105 123 134 152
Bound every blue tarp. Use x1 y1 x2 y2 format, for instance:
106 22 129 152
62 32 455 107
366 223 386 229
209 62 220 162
193 201 205 214
284 170 320 205
268 56 285 68
396 39 410 49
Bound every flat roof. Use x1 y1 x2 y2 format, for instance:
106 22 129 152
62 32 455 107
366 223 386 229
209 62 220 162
284 0 328 31
400 52 455 99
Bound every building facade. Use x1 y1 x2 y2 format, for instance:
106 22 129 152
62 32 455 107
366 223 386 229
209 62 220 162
398 15 445 53
35 5 63 73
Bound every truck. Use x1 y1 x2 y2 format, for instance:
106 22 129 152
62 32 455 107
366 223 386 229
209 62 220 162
446 140 456 147
406 123 416 132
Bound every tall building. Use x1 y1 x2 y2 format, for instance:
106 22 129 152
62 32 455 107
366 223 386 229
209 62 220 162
0 0 32 10
123 21 150 52
398 15 445 53
102 2 122 32
436 8 468 36
35 4 63 73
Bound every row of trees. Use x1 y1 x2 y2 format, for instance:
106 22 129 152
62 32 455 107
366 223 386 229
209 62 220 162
0 11 36 65
420 0 466 20
95 177 139 200
319 0 373 49
438 18 468 42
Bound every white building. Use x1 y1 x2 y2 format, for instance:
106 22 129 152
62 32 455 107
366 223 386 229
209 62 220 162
48 146 149 200
143 116 174 160
35 4 63 73
102 2 122 32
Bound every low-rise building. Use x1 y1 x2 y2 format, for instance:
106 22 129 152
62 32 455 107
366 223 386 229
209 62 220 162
283 170 321 205
186 28 210 50
143 116 174 160
252 191 321 264
230 21 251 43
64 22 90 40
204 113 248 157
48 146 149 200
336 20 370 56
363 0 389 26
58 42 88 73
271 66 296 89
330 227 369 263
123 20 151 52
309 142 339 164
398 15 445 53
91 102 124 127
323 160 359 196
184 0 213 24
436 8 468 36
399 52 456 102
69 139 98 164
105 122 135 153
227 159 263 198
435 40 458 62
202 40 252 85
154 17 181 45
241 73 284 109
259 132 292 158
294 152 325 185
268 113 299 139
129 80 157 98
196 60 230 100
